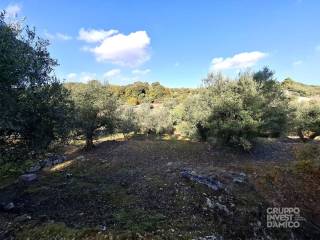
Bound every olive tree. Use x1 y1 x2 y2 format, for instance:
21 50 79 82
72 81 117 150
0 13 74 157
292 99 320 141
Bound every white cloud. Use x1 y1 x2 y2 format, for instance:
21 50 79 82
5 4 21 18
56 33 72 40
132 68 151 75
44 31 72 41
103 69 121 78
79 72 97 83
78 28 119 43
65 72 97 83
66 73 77 82
210 51 267 71
293 60 303 66
80 30 151 67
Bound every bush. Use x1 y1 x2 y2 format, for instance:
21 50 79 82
172 93 212 140
205 72 263 150
117 105 139 138
135 104 174 135
292 99 320 141
198 69 290 150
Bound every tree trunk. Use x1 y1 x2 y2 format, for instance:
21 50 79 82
84 134 94 150
297 128 307 142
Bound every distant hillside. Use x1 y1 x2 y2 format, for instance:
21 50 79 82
64 81 197 105
282 78 320 96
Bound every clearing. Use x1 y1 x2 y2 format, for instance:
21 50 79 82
0 136 319 239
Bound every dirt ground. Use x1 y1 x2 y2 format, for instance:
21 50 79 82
0 136 319 239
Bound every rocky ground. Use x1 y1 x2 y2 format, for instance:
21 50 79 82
0 136 319 239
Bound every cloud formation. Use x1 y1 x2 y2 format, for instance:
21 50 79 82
103 69 121 78
45 31 72 41
65 72 97 83
5 4 21 18
210 51 267 71
78 28 119 43
79 29 151 67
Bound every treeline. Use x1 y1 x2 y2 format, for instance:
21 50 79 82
64 81 195 105
1 15 320 168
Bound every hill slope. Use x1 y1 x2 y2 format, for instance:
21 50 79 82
282 78 320 96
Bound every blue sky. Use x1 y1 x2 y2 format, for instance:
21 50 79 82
1 0 320 87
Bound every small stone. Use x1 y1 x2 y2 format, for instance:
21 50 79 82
166 162 173 166
76 155 86 161
14 214 31 223
66 173 73 178
20 173 37 182
233 177 244 183
100 225 107 231
206 198 214 208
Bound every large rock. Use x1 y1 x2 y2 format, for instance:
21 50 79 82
14 214 31 223
181 169 224 191
20 173 37 182
39 154 67 168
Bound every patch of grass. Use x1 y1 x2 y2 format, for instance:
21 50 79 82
114 208 166 232
16 222 86 240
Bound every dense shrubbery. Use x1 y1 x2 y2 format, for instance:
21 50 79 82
173 70 290 150
205 73 264 150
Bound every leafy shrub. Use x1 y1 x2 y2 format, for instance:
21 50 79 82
135 104 174 135
117 105 139 138
172 93 212 140
205 72 263 150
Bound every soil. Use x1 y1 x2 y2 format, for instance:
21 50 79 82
0 136 319 239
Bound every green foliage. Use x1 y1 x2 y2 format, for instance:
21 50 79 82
292 99 320 140
199 69 290 150
0 14 74 160
135 103 174 135
172 93 212 140
16 223 85 240
254 67 290 137
71 81 117 149
206 73 263 150
117 105 139 138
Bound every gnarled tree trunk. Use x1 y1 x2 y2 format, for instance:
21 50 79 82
84 133 94 150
